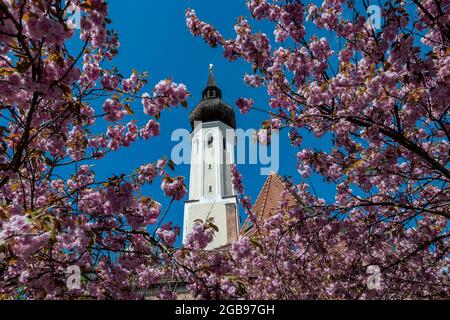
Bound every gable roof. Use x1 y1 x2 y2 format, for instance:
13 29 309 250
240 172 300 236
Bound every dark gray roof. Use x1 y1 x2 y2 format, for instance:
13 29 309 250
206 70 218 88
189 98 236 129
189 67 236 130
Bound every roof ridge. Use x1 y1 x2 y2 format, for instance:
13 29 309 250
239 174 271 234
240 173 307 236
271 173 298 199
260 175 273 218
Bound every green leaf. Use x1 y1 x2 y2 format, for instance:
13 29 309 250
124 104 134 115
208 221 219 233
167 160 175 171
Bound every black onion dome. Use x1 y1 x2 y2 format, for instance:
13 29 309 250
189 65 236 130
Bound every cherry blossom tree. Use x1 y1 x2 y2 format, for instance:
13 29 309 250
1 0 448 300
180 0 450 299
0 0 189 299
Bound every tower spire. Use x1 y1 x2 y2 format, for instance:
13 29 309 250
207 64 216 87
202 64 221 99
190 64 235 129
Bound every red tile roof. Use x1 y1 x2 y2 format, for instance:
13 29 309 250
240 173 300 236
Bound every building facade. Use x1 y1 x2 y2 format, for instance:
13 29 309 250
183 66 239 249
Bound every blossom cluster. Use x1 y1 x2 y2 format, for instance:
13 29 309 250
161 176 187 200
0 0 189 299
236 97 254 114
178 0 450 300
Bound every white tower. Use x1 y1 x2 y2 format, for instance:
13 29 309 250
183 65 239 249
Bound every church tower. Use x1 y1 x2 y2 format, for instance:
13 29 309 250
183 65 239 249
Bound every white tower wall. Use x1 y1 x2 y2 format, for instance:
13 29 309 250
183 121 239 249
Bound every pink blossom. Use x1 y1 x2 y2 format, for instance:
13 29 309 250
231 236 253 260
185 222 214 250
186 9 224 47
156 222 177 247
139 119 160 139
230 164 245 194
103 99 126 122
161 176 187 200
137 164 159 183
236 97 254 114
101 74 120 90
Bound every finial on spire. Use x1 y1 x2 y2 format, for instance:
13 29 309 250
205 63 218 90
202 63 222 99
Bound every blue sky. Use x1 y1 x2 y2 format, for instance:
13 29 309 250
85 1 338 245
73 1 402 246
105 0 301 239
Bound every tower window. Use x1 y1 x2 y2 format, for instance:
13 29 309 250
208 164 212 169
207 136 213 148
223 137 226 150
208 185 212 193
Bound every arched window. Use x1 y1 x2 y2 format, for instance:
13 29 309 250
208 185 212 193
207 135 213 148
223 137 226 150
